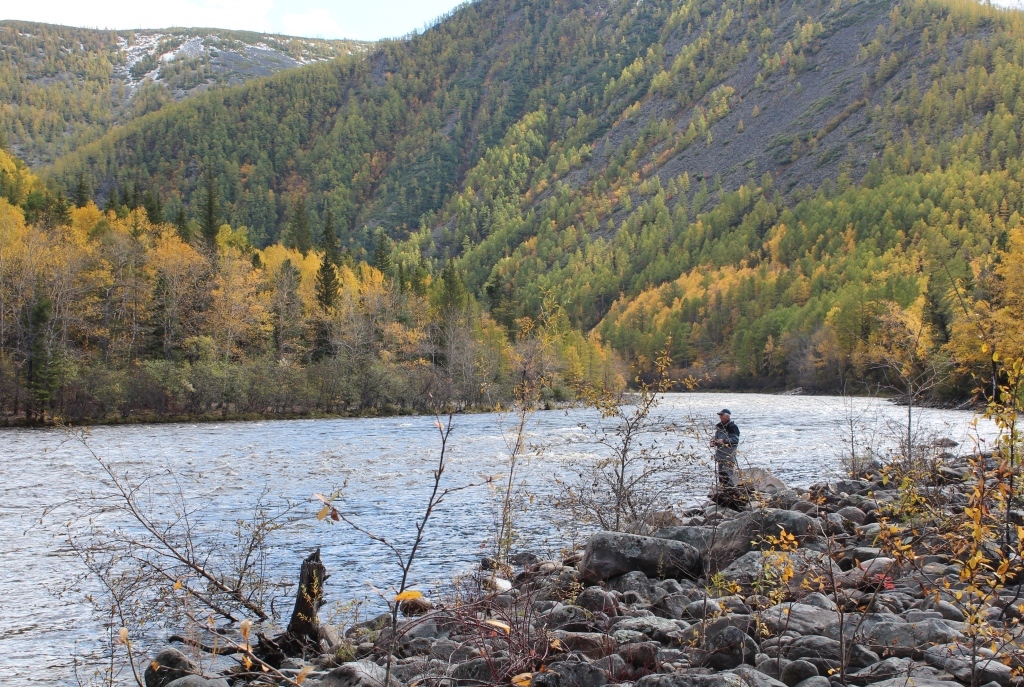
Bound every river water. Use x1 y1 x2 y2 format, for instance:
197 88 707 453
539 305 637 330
0 393 998 685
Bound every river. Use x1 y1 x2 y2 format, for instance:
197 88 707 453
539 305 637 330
0 393 997 685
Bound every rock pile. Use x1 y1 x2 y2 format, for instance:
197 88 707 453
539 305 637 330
146 458 1024 687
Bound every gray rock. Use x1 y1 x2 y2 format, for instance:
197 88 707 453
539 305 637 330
684 598 722 619
579 532 701 583
847 657 928 686
864 620 963 657
784 635 878 669
548 603 596 631
550 630 617 659
863 678 963 687
760 603 839 636
799 593 838 612
652 590 702 619
791 677 830 687
634 673 748 687
731 664 789 687
756 657 790 680
780 660 818 687
165 678 229 687
321 661 400 687
822 612 905 642
608 570 653 595
546 660 609 687
924 645 1013 686
720 549 834 589
449 657 507 685
610 615 686 643
934 601 965 622
617 641 660 668
145 649 197 687
837 507 867 525
593 653 627 678
532 672 562 687
611 629 649 644
576 586 620 615
703 625 758 670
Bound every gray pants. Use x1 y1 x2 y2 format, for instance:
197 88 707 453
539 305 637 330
715 445 738 488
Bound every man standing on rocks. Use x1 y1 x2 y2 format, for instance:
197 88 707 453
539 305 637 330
712 408 740 490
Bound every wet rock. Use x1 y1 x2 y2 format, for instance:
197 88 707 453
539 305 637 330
546 660 609 687
145 648 197 687
320 660 401 687
579 532 701 583
702 625 758 670
780 660 818 687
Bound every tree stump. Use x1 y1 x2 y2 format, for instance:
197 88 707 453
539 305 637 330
260 548 329 660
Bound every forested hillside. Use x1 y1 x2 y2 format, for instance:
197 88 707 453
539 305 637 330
6 0 1024 421
0 21 364 166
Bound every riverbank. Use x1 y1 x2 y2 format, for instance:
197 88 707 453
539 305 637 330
141 448 1023 687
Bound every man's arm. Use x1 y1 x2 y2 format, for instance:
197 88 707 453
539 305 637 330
727 422 740 446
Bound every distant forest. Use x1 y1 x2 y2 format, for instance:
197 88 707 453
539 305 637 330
3 0 1024 421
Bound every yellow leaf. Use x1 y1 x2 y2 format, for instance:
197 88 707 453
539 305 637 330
550 638 566 651
118 627 129 644
485 619 511 633
173 579 183 591
151 661 160 672
511 673 533 687
317 505 330 521
395 590 424 602
240 618 252 641
297 666 314 684
241 655 252 670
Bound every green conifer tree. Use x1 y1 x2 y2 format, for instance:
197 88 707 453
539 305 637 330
287 194 312 256
315 207 340 312
200 168 221 250
74 173 92 208
373 232 393 276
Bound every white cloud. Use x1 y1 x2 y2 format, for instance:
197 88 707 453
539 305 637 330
279 8 347 39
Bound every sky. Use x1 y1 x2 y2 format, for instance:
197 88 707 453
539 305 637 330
1 0 468 41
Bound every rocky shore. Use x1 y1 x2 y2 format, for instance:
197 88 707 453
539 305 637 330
144 454 1024 687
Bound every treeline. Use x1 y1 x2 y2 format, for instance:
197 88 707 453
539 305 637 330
0 151 621 424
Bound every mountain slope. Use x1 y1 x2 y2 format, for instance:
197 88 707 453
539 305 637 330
0 21 365 166
44 0 1024 392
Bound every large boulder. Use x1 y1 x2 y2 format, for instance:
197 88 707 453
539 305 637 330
656 510 819 570
550 631 618 659
720 549 835 589
145 648 197 687
730 665 788 687
863 619 963 657
579 532 701 582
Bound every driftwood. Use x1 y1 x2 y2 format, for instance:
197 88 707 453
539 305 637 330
171 548 329 668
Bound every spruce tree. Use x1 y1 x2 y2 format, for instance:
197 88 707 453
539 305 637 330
315 207 340 312
174 206 191 242
200 168 220 250
287 194 312 256
74 173 92 208
144 190 164 224
104 187 120 214
373 232 392 276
